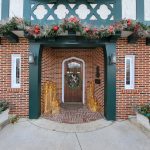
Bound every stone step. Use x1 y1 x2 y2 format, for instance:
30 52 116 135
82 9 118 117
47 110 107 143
0 109 9 130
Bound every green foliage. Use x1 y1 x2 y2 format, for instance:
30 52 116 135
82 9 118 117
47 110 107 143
9 115 19 124
0 17 150 39
0 19 17 34
0 100 9 114
137 104 150 119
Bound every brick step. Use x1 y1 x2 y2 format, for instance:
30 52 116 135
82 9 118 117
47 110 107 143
61 102 84 110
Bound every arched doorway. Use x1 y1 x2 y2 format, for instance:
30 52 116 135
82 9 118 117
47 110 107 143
62 57 85 104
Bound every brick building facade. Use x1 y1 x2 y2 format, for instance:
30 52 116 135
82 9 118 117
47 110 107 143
0 37 150 120
0 0 150 121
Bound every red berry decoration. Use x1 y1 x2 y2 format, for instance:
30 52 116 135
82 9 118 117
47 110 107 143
34 25 40 34
84 27 90 32
127 19 132 26
53 26 59 32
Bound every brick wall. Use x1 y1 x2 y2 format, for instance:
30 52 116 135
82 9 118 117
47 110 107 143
92 48 104 111
116 38 150 119
41 48 56 113
0 38 29 116
41 48 104 112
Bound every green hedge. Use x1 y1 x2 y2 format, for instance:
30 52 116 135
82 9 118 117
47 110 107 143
0 100 9 114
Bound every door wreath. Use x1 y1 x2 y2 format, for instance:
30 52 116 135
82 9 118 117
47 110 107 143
65 73 81 89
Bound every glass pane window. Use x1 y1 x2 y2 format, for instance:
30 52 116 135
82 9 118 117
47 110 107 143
125 55 135 89
11 54 21 88
126 59 130 85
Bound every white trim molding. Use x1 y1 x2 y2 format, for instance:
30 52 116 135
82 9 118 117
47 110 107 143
9 0 24 18
125 55 135 89
62 57 85 104
11 54 21 88
144 0 150 21
0 0 2 20
122 0 136 20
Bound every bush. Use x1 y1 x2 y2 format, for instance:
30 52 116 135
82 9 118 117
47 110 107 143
137 103 150 119
0 100 9 114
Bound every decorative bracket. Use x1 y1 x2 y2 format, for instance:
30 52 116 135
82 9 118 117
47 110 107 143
146 37 150 46
3 32 19 43
128 33 139 44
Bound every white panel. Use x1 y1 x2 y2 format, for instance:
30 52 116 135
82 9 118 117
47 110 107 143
54 4 69 19
144 0 150 21
90 15 97 20
97 4 111 20
9 0 24 18
75 4 90 19
0 0 2 20
122 0 136 19
33 5 48 20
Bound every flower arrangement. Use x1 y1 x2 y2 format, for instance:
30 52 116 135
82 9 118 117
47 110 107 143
25 24 61 39
0 17 150 39
60 16 82 32
82 27 99 39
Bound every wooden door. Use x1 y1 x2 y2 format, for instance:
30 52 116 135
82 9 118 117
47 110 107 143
64 59 83 103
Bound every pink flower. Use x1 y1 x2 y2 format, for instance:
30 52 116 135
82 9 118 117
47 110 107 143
93 28 98 32
34 25 40 34
108 26 114 33
69 17 79 23
84 27 90 32
134 24 140 32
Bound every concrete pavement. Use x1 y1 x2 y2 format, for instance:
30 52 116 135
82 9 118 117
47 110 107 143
0 118 149 150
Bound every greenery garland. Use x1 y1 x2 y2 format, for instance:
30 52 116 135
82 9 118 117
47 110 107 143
0 16 150 39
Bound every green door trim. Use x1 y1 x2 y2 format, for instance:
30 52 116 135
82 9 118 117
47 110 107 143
29 43 42 119
29 42 116 120
104 44 116 120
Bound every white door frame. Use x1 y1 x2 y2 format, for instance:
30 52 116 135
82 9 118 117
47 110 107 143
62 57 85 104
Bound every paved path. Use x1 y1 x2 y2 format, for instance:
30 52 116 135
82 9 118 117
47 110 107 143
0 119 149 150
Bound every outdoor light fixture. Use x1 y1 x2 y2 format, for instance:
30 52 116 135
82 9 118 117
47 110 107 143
109 53 116 65
29 52 35 64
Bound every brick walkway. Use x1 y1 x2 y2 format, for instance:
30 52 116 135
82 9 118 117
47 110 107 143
42 104 103 124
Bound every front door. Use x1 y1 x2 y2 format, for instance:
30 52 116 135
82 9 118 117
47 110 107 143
64 59 83 103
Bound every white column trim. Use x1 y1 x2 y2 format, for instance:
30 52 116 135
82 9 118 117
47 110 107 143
9 0 24 18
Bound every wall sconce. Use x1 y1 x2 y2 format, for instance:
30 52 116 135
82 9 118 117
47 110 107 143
109 53 116 65
29 52 35 64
